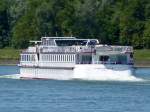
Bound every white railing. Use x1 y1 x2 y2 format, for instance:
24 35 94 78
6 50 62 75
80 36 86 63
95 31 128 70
21 45 133 54
40 46 95 53
96 45 133 53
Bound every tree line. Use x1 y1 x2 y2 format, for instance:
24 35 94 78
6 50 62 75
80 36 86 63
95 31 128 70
0 0 150 49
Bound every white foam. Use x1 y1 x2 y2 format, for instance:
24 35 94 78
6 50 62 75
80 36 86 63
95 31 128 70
0 73 143 82
73 65 143 82
74 73 143 82
0 74 20 79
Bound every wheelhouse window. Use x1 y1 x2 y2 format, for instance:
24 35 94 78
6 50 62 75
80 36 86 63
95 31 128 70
55 40 88 46
41 38 55 46
87 40 98 46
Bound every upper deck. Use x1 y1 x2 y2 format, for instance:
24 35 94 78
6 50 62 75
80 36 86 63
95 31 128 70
41 37 99 47
22 36 133 54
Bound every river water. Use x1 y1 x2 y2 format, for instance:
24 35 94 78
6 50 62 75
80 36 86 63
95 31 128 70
0 66 150 112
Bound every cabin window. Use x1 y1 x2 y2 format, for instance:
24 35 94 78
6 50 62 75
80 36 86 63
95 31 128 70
99 56 109 62
23 55 25 61
27 55 29 61
81 55 92 64
57 55 59 61
117 55 127 64
108 55 127 64
66 55 68 62
70 55 72 62
130 53 133 58
21 55 24 61
53 55 55 61
49 55 51 61
68 55 70 62
55 40 88 46
59 55 61 62
61 55 63 62
28 55 30 61
25 55 27 61
68 55 69 62
31 55 35 61
69 55 71 62
29 55 31 61
56 55 58 62
71 55 73 62
63 55 65 62
64 55 66 61
72 55 74 62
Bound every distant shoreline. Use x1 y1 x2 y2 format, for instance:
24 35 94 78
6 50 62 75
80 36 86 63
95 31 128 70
0 59 19 66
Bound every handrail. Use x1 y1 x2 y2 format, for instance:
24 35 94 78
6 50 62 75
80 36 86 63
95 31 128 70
96 46 133 53
21 45 133 54
40 46 95 53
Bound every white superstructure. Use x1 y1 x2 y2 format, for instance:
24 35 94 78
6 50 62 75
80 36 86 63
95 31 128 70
19 37 134 80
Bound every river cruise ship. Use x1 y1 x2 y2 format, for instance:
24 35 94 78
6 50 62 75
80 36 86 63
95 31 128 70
19 37 134 80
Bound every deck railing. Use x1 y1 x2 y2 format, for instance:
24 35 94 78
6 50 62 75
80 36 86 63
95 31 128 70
22 45 133 54
96 45 133 53
40 46 95 53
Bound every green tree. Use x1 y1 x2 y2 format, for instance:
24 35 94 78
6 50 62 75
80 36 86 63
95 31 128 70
12 14 40 48
0 0 149 49
0 0 9 48
119 0 146 48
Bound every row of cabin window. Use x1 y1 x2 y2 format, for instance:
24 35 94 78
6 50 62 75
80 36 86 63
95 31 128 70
41 54 75 62
21 55 35 61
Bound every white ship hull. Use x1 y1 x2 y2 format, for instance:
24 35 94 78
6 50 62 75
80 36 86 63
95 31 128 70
20 64 134 81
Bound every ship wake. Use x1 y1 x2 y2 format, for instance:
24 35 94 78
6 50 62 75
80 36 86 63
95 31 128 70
73 73 143 82
0 68 144 82
0 74 20 79
73 66 143 82
0 73 143 82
